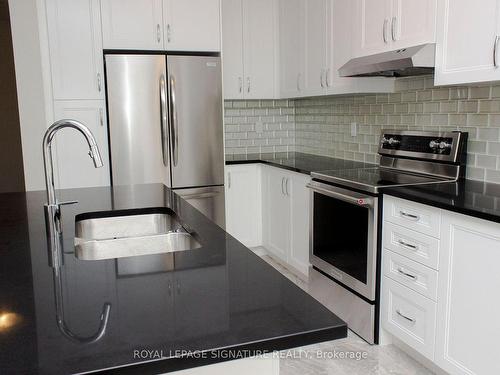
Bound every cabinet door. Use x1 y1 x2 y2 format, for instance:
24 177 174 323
391 0 436 49
52 100 110 189
164 0 221 52
262 166 291 262
436 211 500 375
225 165 262 247
353 0 390 57
241 0 276 99
304 0 328 96
435 0 500 85
45 0 104 100
279 0 305 98
222 0 244 99
288 172 310 275
101 0 164 50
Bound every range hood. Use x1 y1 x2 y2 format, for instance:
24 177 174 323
339 43 435 77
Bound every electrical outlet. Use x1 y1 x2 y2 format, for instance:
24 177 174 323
350 122 357 137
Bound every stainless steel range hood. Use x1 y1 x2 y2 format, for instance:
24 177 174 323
339 43 435 77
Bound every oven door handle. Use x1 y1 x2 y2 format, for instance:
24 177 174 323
307 182 374 208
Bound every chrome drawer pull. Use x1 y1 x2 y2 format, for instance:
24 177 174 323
398 239 417 250
397 268 417 280
399 211 420 220
396 309 416 323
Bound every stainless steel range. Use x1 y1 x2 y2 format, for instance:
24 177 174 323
307 130 468 344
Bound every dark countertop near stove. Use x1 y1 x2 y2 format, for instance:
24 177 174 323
0 183 347 375
225 152 375 175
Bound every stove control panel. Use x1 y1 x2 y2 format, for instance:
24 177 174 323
378 131 467 163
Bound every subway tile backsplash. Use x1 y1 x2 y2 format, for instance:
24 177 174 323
224 76 500 184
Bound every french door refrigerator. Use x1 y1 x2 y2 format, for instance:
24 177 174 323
105 54 225 227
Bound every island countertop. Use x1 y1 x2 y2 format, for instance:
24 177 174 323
0 183 346 375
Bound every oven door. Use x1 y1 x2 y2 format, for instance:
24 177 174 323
307 180 378 301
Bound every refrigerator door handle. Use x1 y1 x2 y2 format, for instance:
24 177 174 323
169 74 179 167
159 74 168 166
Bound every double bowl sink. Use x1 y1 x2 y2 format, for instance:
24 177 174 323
74 208 201 261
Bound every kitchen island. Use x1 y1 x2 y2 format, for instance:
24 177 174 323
0 183 346 374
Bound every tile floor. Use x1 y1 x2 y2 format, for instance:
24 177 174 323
257 252 434 375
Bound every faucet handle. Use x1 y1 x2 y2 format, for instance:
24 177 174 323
58 200 78 206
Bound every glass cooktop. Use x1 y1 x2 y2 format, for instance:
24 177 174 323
311 167 454 194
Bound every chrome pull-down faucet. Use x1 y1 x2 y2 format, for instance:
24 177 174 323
43 119 103 263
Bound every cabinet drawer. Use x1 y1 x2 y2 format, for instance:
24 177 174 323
382 277 437 361
383 222 440 270
383 250 438 301
383 196 441 238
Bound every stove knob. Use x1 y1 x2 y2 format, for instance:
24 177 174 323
429 140 439 149
439 141 452 150
388 137 400 146
381 137 389 145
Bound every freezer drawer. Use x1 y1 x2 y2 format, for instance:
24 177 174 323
174 186 225 228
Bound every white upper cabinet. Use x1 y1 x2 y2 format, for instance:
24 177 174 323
45 0 104 100
353 0 436 57
53 100 110 189
279 0 305 98
222 0 276 99
164 0 221 52
303 0 329 96
391 0 436 50
222 0 244 99
101 0 164 50
435 0 500 85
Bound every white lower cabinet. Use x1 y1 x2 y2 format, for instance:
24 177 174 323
435 211 500 375
382 195 500 374
225 163 310 275
52 100 110 189
225 164 262 247
261 165 310 275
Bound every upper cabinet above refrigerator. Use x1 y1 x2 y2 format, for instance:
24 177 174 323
100 0 221 52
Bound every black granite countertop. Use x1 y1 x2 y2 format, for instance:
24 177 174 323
0 184 346 375
382 179 500 224
225 152 375 175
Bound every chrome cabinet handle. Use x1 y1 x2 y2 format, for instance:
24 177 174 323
285 178 290 196
398 239 418 250
399 211 420 221
169 75 179 167
167 24 172 43
326 68 331 87
159 74 168 166
320 69 325 88
397 267 417 280
156 24 161 43
238 77 242 93
97 73 102 92
391 16 397 41
396 309 416 323
494 36 500 68
247 77 250 93
383 19 389 43
281 177 285 195
297 73 301 91
228 172 231 189
99 108 104 127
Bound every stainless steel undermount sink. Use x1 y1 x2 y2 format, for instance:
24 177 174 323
74 209 201 260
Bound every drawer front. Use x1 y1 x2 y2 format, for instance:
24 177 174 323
382 277 437 361
383 222 440 270
383 250 438 301
384 196 441 238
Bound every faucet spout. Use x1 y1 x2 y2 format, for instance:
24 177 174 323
42 119 104 266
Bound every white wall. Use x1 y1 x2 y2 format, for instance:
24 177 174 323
8 0 50 191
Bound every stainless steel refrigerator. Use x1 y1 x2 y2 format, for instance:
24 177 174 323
105 54 225 227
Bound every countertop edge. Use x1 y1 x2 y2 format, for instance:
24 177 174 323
225 158 312 175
